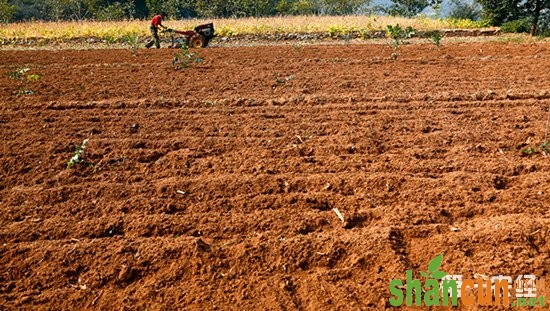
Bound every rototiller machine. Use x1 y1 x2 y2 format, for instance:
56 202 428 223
163 23 216 48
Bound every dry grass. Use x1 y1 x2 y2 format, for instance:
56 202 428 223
0 15 488 43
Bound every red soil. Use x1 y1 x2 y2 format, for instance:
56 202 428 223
0 42 549 310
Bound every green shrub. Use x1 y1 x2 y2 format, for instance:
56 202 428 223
386 24 415 60
426 30 444 46
172 44 204 70
500 19 532 33
124 33 139 55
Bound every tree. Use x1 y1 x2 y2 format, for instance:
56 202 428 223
65 0 98 21
128 0 148 18
195 0 227 17
291 0 316 14
387 0 442 17
449 0 482 20
40 0 102 21
12 0 50 20
272 0 369 15
0 0 17 23
476 0 550 35
146 0 197 18
275 0 291 14
476 0 523 25
529 0 542 35
322 0 365 15
47 0 65 20
96 1 136 21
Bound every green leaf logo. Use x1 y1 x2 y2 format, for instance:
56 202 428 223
428 254 443 273
431 271 447 279
422 253 447 279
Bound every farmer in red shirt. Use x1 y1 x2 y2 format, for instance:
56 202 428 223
145 12 167 49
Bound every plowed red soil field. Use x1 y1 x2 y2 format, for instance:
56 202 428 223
1 42 550 310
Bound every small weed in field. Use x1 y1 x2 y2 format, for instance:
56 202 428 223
540 141 550 155
274 73 295 85
104 35 118 45
387 24 415 44
67 139 90 169
521 146 537 156
172 43 204 70
360 29 371 40
343 31 352 44
386 24 415 60
124 33 139 55
327 25 354 40
327 25 341 38
6 66 40 95
520 140 550 157
293 42 303 51
427 30 444 46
